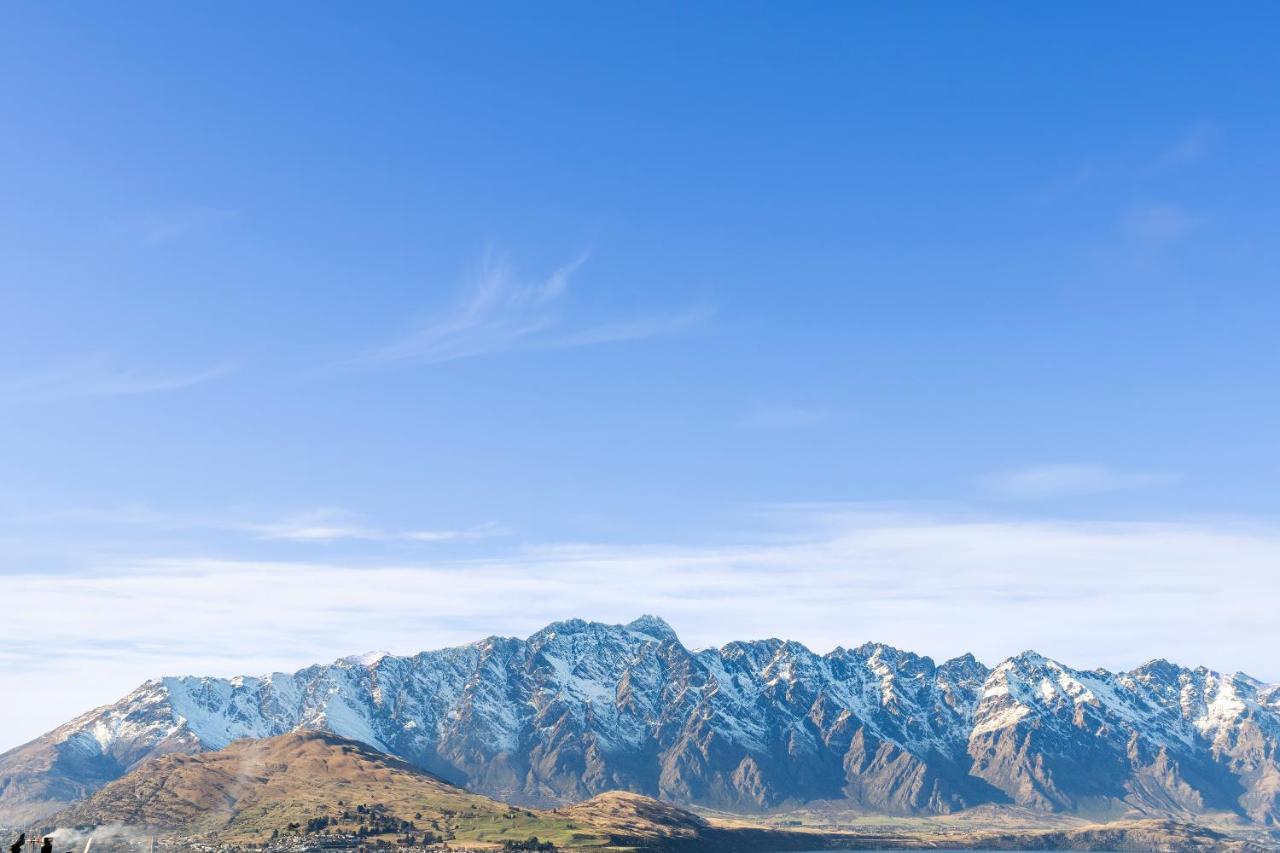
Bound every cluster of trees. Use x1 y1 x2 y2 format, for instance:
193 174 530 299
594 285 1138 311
393 834 438 847
334 803 422 838
500 839 557 852
353 821 417 839
271 799 575 848
273 801 445 845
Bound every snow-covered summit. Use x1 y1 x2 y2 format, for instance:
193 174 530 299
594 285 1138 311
2 617 1277 827
341 650 392 667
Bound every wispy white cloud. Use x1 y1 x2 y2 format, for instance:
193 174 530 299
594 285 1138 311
739 405 828 431
1121 203 1201 249
8 504 511 546
245 510 381 542
404 522 512 542
549 308 709 349
11 505 178 526
235 510 511 544
982 463 1176 500
360 251 709 365
1034 124 1217 203
0 357 236 403
5 505 1279 749
1144 123 1217 175
1069 201 1204 295
108 206 237 246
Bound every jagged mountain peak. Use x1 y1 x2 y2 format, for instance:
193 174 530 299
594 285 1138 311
339 649 392 667
530 616 597 638
625 614 680 641
1001 648 1058 668
848 639 920 663
528 615 681 648
1130 657 1187 684
938 651 988 676
3 616 1279 829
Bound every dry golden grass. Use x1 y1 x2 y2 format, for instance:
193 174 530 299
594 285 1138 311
53 732 607 848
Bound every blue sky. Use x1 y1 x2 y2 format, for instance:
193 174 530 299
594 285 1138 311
3 3 1280 747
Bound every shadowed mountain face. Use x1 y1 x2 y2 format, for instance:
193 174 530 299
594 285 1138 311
47 737 1270 853
3 617 1278 827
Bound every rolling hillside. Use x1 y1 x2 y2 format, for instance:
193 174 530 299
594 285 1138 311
51 731 604 847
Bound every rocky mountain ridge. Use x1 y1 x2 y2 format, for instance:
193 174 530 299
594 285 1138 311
2 617 1277 828
39 734 1276 853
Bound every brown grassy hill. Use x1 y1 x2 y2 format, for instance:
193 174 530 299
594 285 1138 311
44 736 1273 852
563 791 927 851
562 791 709 843
48 731 604 847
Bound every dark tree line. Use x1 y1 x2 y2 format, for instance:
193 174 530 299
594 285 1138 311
500 838 557 852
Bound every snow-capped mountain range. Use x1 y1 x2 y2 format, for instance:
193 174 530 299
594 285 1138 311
3 617 1278 827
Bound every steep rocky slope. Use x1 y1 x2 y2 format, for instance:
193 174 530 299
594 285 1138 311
4 617 1277 829
38 739 1276 853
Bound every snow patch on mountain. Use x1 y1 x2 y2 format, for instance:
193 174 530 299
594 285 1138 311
5 617 1279 826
